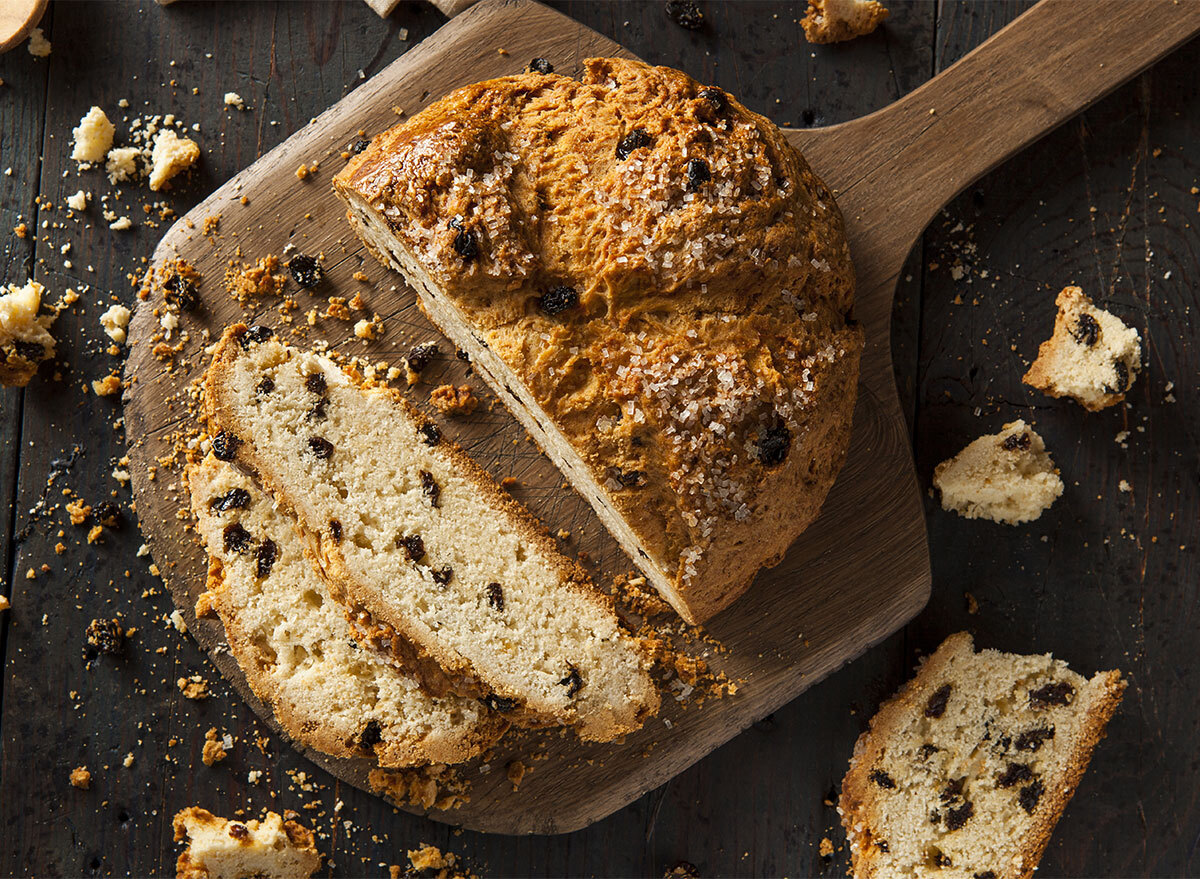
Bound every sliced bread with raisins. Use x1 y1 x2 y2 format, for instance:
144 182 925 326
839 632 1125 879
188 454 505 767
203 325 660 742
332 56 863 625
174 807 321 879
1022 286 1141 411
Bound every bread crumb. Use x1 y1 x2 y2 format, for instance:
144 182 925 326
0 279 57 386
66 498 92 525
506 759 527 790
819 837 834 857
353 317 381 340
148 129 200 191
70 766 92 789
91 374 122 397
965 592 979 614
0 596 9 612
178 676 209 700
105 146 142 184
72 107 115 162
202 727 228 765
27 27 51 57
66 190 88 212
429 384 479 416
225 255 285 300
109 216 134 231
352 270 369 282
223 92 247 110
100 304 132 344
801 0 888 44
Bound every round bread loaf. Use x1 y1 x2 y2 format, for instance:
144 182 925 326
334 57 863 624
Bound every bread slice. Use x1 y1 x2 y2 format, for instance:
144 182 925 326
203 324 659 742
332 56 863 625
188 454 504 767
839 632 1125 879
173 807 321 879
932 420 1063 525
1022 286 1141 411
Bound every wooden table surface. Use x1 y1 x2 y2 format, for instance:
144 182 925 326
1 2 1196 876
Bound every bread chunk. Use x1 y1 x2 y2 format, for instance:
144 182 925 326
839 632 1124 879
149 129 201 191
933 420 1062 525
71 106 114 162
1023 286 1141 411
188 455 505 767
0 280 56 387
333 56 862 624
173 807 321 879
801 0 889 44
203 325 659 742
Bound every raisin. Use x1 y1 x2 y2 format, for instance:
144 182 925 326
666 862 700 878
238 324 274 348
13 340 45 361
924 683 952 718
528 57 554 74
666 0 704 29
616 128 651 160
917 744 940 759
304 372 327 395
933 850 953 867
163 273 198 310
686 158 711 190
1108 359 1130 393
945 801 973 831
228 823 249 841
256 539 278 578
432 566 453 586
419 422 441 446
287 254 324 289
211 431 241 461
997 763 1033 788
699 87 727 112
480 693 518 713
1072 312 1100 346
456 348 470 362
93 501 123 528
559 665 583 697
209 488 251 512
939 778 964 802
85 618 125 656
974 873 998 879
407 343 439 374
1015 726 1054 752
358 719 383 750
756 422 791 467
539 285 578 316
449 219 478 261
223 523 253 553
1029 680 1075 708
876 840 889 853
308 397 328 421
1018 779 1044 814
610 467 645 488
400 534 426 562
255 377 275 396
329 519 343 543
350 138 371 155
1001 432 1032 452
486 582 504 610
307 436 334 459
868 768 896 789
420 470 441 507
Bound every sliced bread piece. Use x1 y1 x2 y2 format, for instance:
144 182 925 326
173 807 321 879
188 454 504 767
1022 286 1141 411
932 420 1063 525
203 324 660 742
839 632 1125 879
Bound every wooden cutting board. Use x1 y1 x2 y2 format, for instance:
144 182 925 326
124 0 1200 835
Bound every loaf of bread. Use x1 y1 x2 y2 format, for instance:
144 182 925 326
839 632 1125 879
173 807 321 879
203 325 659 742
333 56 863 624
188 454 505 767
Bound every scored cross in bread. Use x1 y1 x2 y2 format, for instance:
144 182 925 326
188 454 505 767
203 324 659 742
333 56 863 625
839 632 1125 879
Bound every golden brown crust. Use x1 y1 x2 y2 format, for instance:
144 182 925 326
839 633 1126 879
203 324 658 741
334 57 862 624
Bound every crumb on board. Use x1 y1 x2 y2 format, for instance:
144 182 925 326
429 384 479 416
225 255 285 301
368 764 470 812
506 759 528 791
202 727 228 766
177 675 210 700
70 766 92 789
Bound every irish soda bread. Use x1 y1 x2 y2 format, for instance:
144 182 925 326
188 455 504 767
333 57 863 624
932 420 1063 525
173 807 321 879
1023 286 1141 411
203 325 659 742
839 633 1125 879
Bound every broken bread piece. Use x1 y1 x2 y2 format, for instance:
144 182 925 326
801 0 889 44
1022 286 1141 411
933 420 1062 525
839 632 1125 879
203 324 659 742
188 455 505 767
0 279 57 386
173 807 321 879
